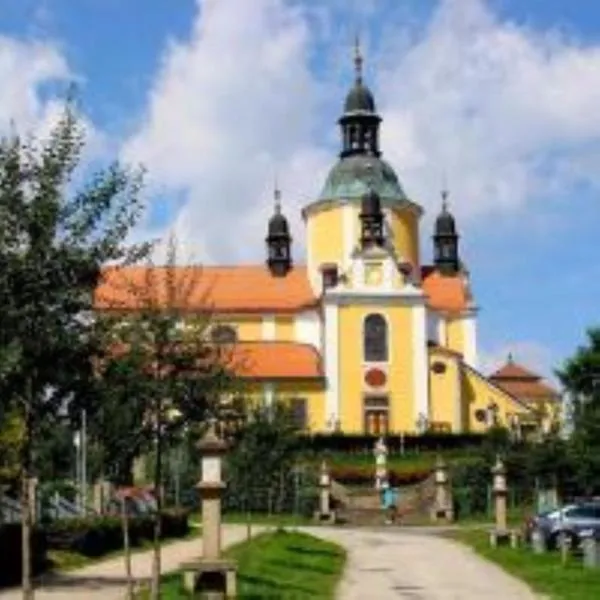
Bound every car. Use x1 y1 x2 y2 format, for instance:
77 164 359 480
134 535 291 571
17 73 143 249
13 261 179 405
524 502 600 549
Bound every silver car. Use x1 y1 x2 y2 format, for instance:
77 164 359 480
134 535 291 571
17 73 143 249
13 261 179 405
527 502 600 549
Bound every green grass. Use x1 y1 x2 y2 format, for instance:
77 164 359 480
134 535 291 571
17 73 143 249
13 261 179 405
449 528 600 600
156 529 346 599
457 506 533 528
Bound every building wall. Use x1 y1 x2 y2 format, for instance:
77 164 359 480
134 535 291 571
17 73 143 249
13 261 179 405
428 349 461 432
337 302 415 433
213 314 262 340
387 207 420 269
445 316 465 357
241 380 326 431
461 365 531 432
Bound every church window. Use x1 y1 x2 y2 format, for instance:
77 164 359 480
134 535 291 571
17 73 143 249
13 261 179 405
289 397 307 429
363 313 388 362
211 324 237 344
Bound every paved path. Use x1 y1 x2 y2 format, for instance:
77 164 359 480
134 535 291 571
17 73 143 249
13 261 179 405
0 525 265 600
306 527 540 600
0 525 540 599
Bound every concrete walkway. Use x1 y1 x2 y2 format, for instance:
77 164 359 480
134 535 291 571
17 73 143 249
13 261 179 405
0 525 540 599
308 527 540 600
0 525 264 600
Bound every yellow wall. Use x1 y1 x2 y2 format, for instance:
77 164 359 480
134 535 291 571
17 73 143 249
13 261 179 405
213 315 262 340
388 207 420 268
428 350 461 432
445 317 464 356
239 380 326 431
461 365 531 432
306 205 344 273
337 303 414 433
275 316 295 342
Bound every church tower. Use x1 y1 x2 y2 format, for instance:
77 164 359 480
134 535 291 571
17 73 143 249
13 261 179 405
433 189 460 276
266 186 292 277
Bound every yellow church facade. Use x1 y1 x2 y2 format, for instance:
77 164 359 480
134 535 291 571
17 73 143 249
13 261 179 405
96 48 560 436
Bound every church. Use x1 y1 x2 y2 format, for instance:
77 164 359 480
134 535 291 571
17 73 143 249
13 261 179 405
96 45 560 436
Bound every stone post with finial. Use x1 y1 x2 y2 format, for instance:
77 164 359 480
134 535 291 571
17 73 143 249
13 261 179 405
314 460 335 524
431 455 453 522
489 455 519 547
181 419 237 598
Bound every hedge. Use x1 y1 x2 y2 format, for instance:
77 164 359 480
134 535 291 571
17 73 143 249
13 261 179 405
0 523 47 587
299 433 486 455
45 509 190 558
330 465 432 487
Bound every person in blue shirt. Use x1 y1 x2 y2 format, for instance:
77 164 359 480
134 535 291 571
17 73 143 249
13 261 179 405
381 482 398 524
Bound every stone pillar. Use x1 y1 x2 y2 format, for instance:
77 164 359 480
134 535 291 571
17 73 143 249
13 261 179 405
492 457 507 533
374 437 388 490
489 456 512 547
431 455 453 522
181 420 237 598
314 461 335 524
93 480 113 514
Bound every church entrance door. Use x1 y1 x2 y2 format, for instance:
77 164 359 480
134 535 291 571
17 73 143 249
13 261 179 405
363 395 389 435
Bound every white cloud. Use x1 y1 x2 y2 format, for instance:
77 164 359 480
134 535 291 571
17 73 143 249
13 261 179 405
125 0 600 266
377 0 600 225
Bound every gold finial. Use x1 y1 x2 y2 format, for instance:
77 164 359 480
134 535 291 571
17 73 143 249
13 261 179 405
354 33 363 82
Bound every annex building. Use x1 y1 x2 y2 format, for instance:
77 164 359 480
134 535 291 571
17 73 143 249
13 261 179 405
95 47 560 436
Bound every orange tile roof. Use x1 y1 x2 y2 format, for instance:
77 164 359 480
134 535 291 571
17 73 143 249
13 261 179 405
421 266 472 313
490 359 560 400
95 265 318 314
95 264 471 315
231 342 323 380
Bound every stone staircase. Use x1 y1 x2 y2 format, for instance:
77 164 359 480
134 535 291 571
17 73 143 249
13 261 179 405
332 474 437 526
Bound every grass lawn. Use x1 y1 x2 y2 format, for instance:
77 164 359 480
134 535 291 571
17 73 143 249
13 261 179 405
155 529 346 599
449 528 600 600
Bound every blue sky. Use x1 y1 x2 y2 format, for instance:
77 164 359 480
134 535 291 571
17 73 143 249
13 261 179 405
1 0 600 381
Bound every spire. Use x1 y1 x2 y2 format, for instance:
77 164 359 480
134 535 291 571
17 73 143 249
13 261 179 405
433 186 460 276
507 352 514 364
354 34 363 83
274 176 282 214
266 183 292 277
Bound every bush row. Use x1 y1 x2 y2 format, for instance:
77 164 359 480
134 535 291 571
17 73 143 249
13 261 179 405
0 524 47 587
45 509 190 557
299 433 486 454
330 465 432 487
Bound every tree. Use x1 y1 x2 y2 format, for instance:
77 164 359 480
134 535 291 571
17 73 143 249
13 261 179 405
556 327 600 494
0 104 149 598
95 235 238 600
226 400 305 534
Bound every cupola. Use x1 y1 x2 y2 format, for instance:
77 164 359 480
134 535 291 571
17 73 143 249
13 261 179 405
433 189 460 276
266 186 292 277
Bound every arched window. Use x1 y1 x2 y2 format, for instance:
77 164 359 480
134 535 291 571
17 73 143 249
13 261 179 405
363 313 388 362
211 324 237 344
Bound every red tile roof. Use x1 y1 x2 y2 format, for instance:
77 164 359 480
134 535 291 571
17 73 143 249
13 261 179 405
421 266 472 313
95 265 318 314
490 358 560 400
232 342 323 380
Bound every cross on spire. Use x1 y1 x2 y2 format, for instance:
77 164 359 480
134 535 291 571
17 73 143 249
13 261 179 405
274 176 281 213
354 33 363 82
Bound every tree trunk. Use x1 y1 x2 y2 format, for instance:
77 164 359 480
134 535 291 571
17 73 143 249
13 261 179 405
121 496 133 600
21 381 34 600
150 403 163 600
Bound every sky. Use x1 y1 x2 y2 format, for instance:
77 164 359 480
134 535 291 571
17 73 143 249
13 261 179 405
1 0 600 384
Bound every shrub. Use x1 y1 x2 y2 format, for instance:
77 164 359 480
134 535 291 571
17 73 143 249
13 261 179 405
329 465 432 487
0 523 47 587
299 433 486 455
44 509 190 557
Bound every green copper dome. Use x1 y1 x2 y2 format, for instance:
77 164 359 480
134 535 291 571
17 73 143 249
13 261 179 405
318 155 407 203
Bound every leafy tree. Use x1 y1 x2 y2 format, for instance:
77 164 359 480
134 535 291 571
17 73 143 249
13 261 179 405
0 104 149 598
556 327 600 495
95 236 238 600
